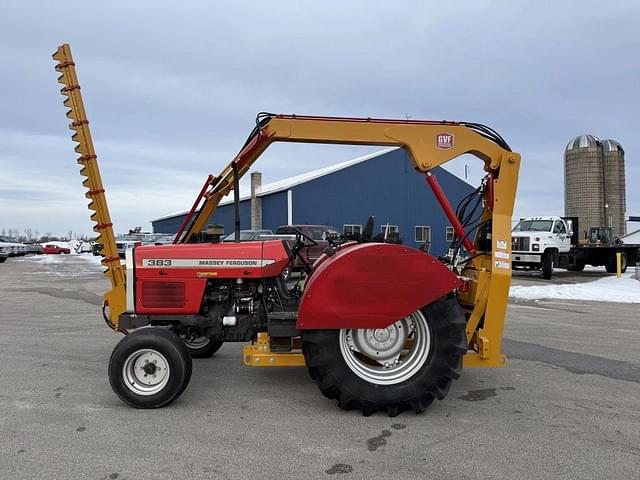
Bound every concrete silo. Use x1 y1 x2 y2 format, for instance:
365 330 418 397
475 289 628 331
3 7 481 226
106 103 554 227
565 135 604 239
600 139 626 237
564 135 627 239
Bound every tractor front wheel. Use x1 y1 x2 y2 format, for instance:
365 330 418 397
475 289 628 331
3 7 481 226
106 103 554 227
302 295 467 416
108 328 192 408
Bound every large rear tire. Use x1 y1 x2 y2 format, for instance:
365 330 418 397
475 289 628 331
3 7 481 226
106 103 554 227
108 328 192 408
302 295 467 416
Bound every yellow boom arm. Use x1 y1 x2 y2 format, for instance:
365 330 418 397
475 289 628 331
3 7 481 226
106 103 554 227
52 44 127 323
182 114 521 367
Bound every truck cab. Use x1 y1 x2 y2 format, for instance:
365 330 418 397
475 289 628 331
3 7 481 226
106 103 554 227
512 216 572 279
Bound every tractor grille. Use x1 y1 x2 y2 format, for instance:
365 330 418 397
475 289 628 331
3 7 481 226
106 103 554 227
141 282 185 308
512 236 530 252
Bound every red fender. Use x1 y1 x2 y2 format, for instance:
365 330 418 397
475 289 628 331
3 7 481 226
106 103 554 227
297 243 461 330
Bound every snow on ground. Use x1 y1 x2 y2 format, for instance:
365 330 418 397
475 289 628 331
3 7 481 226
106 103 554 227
22 253 101 264
510 272 640 303
18 253 104 277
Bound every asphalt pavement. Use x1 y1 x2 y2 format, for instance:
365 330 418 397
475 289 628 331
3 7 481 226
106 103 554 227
0 255 638 480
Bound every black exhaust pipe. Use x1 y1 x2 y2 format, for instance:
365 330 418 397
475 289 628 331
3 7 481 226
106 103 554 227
232 161 240 243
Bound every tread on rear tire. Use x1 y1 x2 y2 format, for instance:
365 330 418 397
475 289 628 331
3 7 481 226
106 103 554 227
302 295 467 417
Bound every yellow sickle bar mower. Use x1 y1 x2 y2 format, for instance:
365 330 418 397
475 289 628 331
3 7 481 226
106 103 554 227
53 44 520 416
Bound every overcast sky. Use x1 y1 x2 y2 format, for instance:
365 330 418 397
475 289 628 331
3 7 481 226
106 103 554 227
1 1 638 237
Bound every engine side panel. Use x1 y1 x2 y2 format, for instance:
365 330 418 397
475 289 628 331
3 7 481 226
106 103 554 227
297 243 461 330
134 241 289 315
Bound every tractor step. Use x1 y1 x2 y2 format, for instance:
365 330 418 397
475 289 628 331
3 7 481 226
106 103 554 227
267 311 299 338
243 333 305 367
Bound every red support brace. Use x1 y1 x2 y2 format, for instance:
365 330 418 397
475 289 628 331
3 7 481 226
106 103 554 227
173 174 214 244
426 172 476 255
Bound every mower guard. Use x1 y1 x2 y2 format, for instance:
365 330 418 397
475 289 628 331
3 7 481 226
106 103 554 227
297 243 462 330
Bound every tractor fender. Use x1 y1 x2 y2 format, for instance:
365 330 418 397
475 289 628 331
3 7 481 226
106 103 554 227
297 243 461 330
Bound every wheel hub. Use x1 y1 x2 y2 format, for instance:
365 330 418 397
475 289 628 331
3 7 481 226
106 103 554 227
373 328 390 343
339 311 431 385
347 323 407 364
123 349 170 396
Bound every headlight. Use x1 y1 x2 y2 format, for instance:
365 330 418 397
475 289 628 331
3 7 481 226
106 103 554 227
532 244 540 251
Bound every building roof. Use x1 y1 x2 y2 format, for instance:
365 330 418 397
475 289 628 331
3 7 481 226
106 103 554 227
151 147 468 223
621 228 640 243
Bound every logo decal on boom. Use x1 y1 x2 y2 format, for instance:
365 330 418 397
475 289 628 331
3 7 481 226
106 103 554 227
436 133 454 150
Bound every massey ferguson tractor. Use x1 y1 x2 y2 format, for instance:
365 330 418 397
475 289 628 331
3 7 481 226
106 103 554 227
53 44 521 416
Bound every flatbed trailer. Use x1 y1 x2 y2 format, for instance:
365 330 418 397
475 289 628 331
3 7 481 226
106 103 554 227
512 216 639 278
558 242 640 273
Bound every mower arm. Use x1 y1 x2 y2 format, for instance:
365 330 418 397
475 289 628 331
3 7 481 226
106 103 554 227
182 114 521 367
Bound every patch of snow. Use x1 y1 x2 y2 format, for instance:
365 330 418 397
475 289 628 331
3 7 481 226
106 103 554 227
23 254 68 264
510 272 640 303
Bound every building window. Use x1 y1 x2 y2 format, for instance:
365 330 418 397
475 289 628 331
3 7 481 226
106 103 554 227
446 226 455 242
380 224 399 237
415 226 431 243
343 224 362 236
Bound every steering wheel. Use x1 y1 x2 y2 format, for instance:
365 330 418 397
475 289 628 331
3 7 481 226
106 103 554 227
285 227 318 274
289 226 319 248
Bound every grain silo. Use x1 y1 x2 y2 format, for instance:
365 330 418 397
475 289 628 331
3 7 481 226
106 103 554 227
600 139 626 236
565 135 604 239
564 135 627 239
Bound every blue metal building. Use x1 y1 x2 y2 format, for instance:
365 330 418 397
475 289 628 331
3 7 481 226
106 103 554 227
151 148 475 255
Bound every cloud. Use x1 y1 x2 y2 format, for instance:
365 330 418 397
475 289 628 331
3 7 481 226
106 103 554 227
0 0 638 235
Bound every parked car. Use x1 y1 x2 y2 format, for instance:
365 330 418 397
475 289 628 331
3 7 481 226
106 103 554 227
42 244 71 254
116 240 141 259
92 242 103 256
0 245 9 263
153 235 176 245
0 236 26 256
222 229 274 242
275 225 339 273
24 243 43 255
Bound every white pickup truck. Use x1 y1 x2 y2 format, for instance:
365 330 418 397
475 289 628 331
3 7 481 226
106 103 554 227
0 236 27 257
512 215 639 279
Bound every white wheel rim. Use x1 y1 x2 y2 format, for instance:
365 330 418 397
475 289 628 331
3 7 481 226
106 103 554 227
339 310 432 385
123 349 170 396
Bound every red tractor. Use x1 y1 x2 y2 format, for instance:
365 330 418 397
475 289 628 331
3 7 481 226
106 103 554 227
54 44 520 416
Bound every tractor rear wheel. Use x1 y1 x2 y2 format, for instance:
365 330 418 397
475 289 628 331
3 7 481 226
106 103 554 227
177 327 224 358
109 328 192 408
302 295 467 416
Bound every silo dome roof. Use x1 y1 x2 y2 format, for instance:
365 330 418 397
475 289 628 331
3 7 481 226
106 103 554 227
600 139 624 153
566 135 600 151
